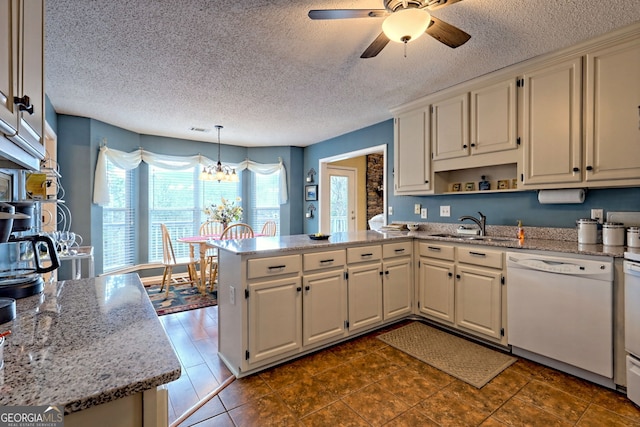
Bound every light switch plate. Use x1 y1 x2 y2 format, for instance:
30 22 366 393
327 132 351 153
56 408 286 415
591 209 604 224
440 206 451 217
414 204 421 215
421 208 428 219
388 206 393 215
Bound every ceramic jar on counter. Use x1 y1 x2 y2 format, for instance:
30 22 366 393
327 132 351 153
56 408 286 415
577 218 599 244
628 227 640 248
603 222 625 246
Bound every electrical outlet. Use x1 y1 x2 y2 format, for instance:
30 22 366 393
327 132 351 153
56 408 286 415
388 206 393 215
421 208 428 219
414 204 421 215
440 205 451 217
591 208 604 224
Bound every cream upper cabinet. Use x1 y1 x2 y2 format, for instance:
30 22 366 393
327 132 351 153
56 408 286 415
584 38 640 183
470 78 518 155
394 109 431 194
521 57 583 186
0 0 45 169
431 93 469 161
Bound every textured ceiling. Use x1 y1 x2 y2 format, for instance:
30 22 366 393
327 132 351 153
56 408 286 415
45 0 640 148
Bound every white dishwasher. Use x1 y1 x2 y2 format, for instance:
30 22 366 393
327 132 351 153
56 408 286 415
507 251 614 388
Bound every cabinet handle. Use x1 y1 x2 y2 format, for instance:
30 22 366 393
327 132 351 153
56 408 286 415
469 251 486 257
14 95 34 115
394 248 405 253
586 166 593 171
427 246 441 251
572 167 580 172
296 287 302 292
320 259 334 264
361 253 373 257
268 265 286 270
305 285 310 291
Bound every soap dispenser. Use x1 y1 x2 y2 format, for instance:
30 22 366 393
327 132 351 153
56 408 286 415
517 220 525 240
479 175 490 191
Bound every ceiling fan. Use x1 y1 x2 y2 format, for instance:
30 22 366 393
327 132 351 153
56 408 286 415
308 0 471 58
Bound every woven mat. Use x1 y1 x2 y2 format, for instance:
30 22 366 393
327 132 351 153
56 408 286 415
145 282 217 316
377 322 516 388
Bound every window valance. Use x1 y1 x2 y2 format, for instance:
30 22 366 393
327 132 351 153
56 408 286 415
93 146 288 206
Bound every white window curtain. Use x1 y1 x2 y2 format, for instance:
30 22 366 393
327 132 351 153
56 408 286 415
93 146 288 205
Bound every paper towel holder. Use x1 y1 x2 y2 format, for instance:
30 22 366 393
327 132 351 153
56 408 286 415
537 188 587 204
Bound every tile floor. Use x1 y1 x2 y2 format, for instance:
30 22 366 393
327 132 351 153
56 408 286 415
160 306 640 426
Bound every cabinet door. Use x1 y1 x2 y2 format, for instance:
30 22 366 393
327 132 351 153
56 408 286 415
347 262 383 332
302 269 347 347
394 109 431 194
432 93 469 161
383 257 412 320
521 57 582 185
17 0 44 151
0 0 17 134
247 276 302 365
418 257 455 323
470 78 518 155
585 38 640 182
455 265 502 340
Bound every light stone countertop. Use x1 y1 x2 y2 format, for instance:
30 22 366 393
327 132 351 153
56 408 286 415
0 273 181 414
209 228 627 258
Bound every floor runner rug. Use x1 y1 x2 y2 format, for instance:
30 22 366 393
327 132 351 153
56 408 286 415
377 321 516 388
144 282 217 316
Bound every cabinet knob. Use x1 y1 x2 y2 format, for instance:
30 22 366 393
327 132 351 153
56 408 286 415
305 285 310 291
456 274 461 279
463 144 468 149
14 95 34 115
296 287 302 292
470 143 476 147
572 167 580 172
586 166 593 171
448 272 453 277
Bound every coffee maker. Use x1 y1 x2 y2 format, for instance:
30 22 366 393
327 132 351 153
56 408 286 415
0 202 60 299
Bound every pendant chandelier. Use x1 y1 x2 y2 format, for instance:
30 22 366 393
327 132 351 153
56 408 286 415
199 125 239 182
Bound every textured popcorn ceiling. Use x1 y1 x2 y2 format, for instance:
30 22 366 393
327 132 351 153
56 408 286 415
44 0 640 147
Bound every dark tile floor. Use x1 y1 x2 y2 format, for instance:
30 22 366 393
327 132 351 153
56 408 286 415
160 306 640 426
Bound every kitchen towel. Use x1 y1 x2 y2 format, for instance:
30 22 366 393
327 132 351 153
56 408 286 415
537 188 585 204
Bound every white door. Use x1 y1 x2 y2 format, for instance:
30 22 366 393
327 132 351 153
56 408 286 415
322 166 356 234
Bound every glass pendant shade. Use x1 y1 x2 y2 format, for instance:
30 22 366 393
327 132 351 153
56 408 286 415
382 8 431 43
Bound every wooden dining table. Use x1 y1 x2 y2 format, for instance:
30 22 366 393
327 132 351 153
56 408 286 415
177 233 264 293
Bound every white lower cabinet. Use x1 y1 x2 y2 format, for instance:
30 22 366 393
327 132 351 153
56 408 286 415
347 250 383 332
302 250 348 348
383 241 413 320
247 275 302 365
417 242 506 345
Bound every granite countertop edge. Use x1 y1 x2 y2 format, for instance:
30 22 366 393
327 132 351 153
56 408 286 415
208 227 627 258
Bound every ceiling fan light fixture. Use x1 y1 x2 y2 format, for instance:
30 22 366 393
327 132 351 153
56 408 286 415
382 8 431 43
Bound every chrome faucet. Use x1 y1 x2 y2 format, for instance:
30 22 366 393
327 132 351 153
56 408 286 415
459 211 487 236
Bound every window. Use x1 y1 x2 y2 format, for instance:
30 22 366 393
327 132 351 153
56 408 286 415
250 171 280 235
148 165 241 262
102 160 135 271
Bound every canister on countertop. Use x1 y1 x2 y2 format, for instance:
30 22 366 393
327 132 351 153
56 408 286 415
628 227 640 248
603 222 625 246
577 218 598 244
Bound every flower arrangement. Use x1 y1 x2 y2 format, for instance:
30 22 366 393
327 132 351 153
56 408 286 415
204 197 243 226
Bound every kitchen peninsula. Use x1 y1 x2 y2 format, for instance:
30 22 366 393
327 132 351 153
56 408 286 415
211 228 627 383
0 273 181 427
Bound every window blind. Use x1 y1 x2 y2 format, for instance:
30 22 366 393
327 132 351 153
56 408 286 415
102 160 135 271
250 171 280 235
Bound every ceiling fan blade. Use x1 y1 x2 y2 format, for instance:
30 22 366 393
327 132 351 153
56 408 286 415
361 32 391 58
426 0 464 12
308 9 388 20
426 16 471 48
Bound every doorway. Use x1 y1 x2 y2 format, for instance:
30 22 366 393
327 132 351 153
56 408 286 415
318 144 387 234
324 166 356 233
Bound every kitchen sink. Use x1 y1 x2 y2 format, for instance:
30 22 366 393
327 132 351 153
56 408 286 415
426 233 519 242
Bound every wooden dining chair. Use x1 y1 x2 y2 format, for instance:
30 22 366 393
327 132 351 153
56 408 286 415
221 223 254 240
199 220 222 288
260 220 277 236
208 223 255 291
160 224 199 298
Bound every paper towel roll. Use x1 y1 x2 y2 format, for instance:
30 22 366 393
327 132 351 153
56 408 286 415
537 189 585 204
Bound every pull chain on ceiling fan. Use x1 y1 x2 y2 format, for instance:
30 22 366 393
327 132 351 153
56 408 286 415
308 0 471 58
